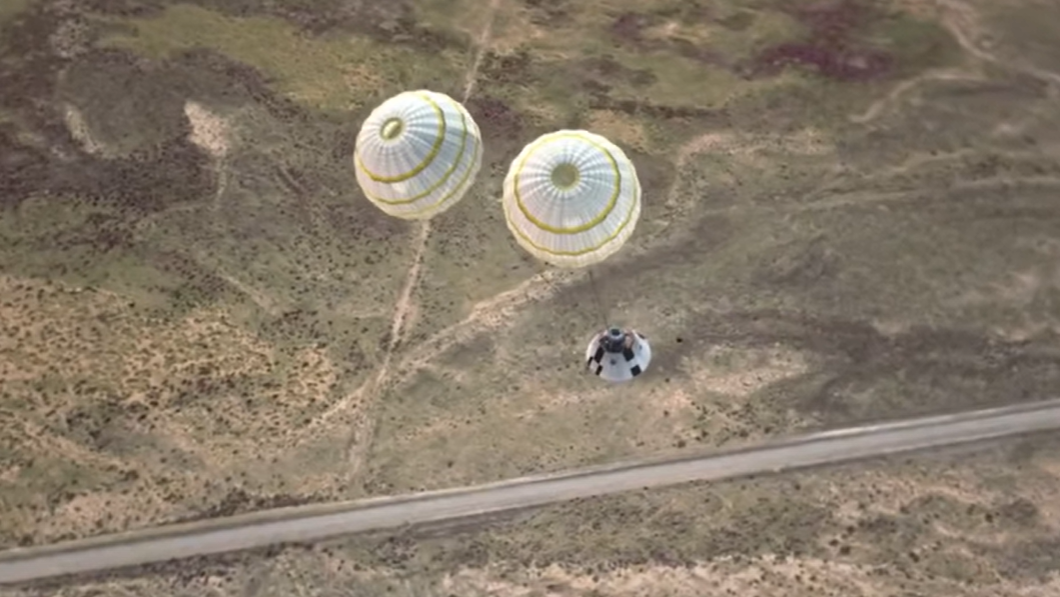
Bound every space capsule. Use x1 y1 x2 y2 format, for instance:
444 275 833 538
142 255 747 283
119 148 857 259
585 327 652 383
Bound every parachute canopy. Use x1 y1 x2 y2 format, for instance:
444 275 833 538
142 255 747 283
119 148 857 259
502 129 641 269
354 90 482 220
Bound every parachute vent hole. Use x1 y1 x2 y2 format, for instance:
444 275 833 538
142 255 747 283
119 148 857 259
381 118 404 140
551 163 579 189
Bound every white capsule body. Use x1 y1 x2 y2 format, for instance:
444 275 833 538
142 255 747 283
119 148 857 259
585 327 652 383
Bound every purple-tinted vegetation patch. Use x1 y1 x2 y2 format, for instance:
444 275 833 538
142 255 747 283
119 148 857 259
752 1 893 81
755 43 892 81
610 12 652 42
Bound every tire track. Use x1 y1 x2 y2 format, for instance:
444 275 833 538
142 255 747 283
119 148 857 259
296 0 504 469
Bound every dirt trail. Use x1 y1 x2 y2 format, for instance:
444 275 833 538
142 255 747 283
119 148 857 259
296 0 505 476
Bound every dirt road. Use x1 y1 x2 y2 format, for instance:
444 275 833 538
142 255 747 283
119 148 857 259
4 399 1060 585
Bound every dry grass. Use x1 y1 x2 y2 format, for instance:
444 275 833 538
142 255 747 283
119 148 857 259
1 2 1060 589
7 438 1060 596
0 275 353 543
0 0 29 24
101 4 472 112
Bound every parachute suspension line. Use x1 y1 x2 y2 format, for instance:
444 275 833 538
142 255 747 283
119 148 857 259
526 259 554 305
587 267 610 329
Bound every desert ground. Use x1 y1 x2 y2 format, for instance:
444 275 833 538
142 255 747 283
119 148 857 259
2 0 1060 590
5 436 1060 596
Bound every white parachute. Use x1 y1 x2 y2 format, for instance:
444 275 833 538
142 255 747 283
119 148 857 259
502 130 651 381
501 129 641 269
354 90 482 220
585 327 652 383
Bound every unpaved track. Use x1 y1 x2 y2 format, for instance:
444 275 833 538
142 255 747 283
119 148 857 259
4 399 1060 585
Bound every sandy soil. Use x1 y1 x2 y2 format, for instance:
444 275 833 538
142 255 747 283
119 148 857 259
6 436 1060 596
1 3 1059 594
